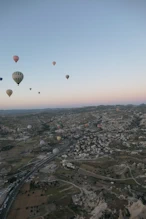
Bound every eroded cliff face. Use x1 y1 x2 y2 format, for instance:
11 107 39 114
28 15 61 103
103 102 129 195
128 200 146 219
90 200 107 219
119 200 146 219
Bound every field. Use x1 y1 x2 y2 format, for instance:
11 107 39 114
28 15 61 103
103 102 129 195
0 136 42 175
7 179 81 219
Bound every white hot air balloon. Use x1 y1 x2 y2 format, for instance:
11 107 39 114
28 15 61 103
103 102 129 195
53 148 59 154
12 71 24 85
6 89 13 97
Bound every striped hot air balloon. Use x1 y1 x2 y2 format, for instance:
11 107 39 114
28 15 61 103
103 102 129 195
12 71 24 85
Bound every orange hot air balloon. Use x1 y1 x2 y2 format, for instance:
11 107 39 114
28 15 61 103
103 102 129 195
52 61 56 66
13 55 19 63
66 75 69 79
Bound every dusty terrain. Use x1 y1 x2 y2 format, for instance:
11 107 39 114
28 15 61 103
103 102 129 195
1 105 146 218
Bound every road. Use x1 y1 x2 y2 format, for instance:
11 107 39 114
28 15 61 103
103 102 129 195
126 165 146 189
48 178 82 192
0 140 72 219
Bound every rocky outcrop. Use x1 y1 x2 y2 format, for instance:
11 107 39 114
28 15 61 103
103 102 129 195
128 200 146 219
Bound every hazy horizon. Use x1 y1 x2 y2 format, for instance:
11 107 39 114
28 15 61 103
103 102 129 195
1 0 146 109
0 101 145 111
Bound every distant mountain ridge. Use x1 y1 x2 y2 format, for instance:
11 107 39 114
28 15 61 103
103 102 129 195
0 108 56 116
0 104 145 116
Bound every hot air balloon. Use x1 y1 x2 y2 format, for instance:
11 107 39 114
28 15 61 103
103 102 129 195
57 124 61 129
97 124 102 129
12 71 24 85
30 88 32 90
57 136 61 141
40 140 45 145
53 148 59 154
27 125 32 129
6 89 13 97
52 61 56 66
66 75 69 79
0 78 3 81
13 55 19 63
38 92 40 94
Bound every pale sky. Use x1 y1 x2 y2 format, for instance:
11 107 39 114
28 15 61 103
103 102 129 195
0 0 146 109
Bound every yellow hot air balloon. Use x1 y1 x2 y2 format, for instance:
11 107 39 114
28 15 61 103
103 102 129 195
12 71 24 85
6 89 13 97
57 136 61 141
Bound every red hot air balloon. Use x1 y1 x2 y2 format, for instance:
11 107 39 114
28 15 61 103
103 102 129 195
13 55 19 63
52 61 56 66
97 124 102 129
